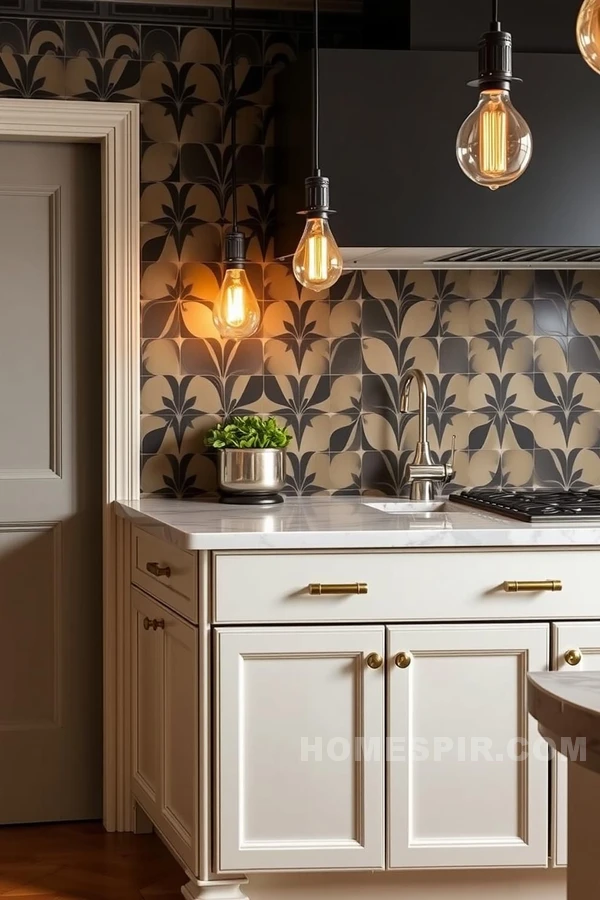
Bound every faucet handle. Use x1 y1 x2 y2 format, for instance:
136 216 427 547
443 434 457 483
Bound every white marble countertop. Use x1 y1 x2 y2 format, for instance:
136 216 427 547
114 496 600 551
529 672 600 770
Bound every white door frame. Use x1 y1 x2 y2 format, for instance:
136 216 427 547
0 99 140 833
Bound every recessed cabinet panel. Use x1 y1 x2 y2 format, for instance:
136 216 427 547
387 623 549 868
131 587 161 820
551 621 600 868
131 587 198 872
161 614 198 865
215 626 385 872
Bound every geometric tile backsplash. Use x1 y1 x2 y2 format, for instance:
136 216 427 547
1 10 599 496
143 264 600 496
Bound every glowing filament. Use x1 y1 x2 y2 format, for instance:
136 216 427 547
223 279 245 327
481 105 508 175
293 216 343 291
213 267 260 339
307 234 329 283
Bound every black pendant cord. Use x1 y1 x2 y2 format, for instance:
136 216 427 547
312 0 320 177
223 0 244 265
299 0 330 218
230 0 238 231
491 0 500 29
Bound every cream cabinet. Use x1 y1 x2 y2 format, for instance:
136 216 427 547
131 586 198 872
215 626 385 872
214 622 550 873
387 623 549 868
124 528 600 900
551 621 600 868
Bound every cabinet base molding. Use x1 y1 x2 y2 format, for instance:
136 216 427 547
182 876 249 900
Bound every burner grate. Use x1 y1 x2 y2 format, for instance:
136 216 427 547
449 489 600 522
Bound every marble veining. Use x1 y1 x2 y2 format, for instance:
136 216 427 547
115 496 600 551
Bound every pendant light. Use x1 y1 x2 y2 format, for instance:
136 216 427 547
213 0 260 340
456 0 532 190
577 0 600 74
292 0 343 292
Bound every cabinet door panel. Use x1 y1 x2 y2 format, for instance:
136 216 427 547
131 587 161 821
551 622 600 868
160 609 198 872
216 626 385 872
388 623 549 869
131 588 198 873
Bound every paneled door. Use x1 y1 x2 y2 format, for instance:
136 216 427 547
387 623 549 868
0 141 102 822
551 621 600 867
215 626 385 872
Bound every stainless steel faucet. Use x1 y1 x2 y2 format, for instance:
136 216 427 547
399 368 455 501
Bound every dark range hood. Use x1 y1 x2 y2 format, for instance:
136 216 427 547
275 45 600 269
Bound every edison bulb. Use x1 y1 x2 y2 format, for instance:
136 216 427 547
293 217 343 291
456 89 532 190
577 0 600 73
213 267 260 339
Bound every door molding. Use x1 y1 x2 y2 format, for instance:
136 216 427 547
0 99 140 833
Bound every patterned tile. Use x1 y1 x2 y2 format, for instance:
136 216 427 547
0 19 28 54
140 24 180 63
0 52 64 97
64 56 140 100
65 21 139 60
29 19 64 55
179 27 222 64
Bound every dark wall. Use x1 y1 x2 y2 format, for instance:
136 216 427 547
362 0 410 49
410 0 583 52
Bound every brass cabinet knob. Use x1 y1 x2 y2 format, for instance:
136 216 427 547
146 561 171 578
503 580 562 593
395 651 412 669
309 583 368 595
143 617 165 632
366 652 384 669
564 648 582 667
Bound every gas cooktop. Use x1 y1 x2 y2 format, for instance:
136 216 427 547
449 489 600 522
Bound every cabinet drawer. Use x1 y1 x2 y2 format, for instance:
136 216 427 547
213 549 597 623
132 526 198 623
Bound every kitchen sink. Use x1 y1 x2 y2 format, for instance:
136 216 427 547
363 500 463 515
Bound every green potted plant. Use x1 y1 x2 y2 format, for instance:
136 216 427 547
205 416 292 505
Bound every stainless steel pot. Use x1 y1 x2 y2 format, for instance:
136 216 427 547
218 448 287 498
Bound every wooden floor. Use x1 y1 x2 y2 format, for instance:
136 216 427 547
0 822 183 899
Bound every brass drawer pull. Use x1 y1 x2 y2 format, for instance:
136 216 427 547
366 652 383 669
395 651 412 669
503 580 562 593
564 648 582 667
143 617 165 631
146 561 171 578
308 583 368 596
